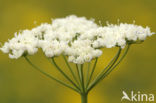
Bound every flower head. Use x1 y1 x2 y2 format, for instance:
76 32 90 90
0 15 155 64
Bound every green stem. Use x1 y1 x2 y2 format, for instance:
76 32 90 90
86 58 98 90
24 56 80 93
85 62 90 87
87 47 122 92
81 93 88 103
76 64 81 87
51 58 80 91
80 64 85 93
76 64 83 92
97 47 122 79
86 62 90 81
101 44 130 79
62 55 80 86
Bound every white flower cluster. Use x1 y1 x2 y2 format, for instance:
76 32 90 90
0 15 155 64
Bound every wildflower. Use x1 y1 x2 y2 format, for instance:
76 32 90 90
0 15 155 103
0 15 155 64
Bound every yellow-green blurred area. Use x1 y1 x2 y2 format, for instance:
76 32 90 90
0 0 156 103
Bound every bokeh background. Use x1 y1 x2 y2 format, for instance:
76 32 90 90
0 0 156 103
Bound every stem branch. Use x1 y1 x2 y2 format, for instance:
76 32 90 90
80 64 85 93
86 58 98 90
63 55 80 86
101 44 130 79
87 47 122 92
51 58 80 91
24 56 80 93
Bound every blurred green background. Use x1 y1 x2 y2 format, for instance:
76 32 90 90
0 0 156 103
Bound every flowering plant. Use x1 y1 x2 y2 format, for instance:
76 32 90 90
0 15 155 103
